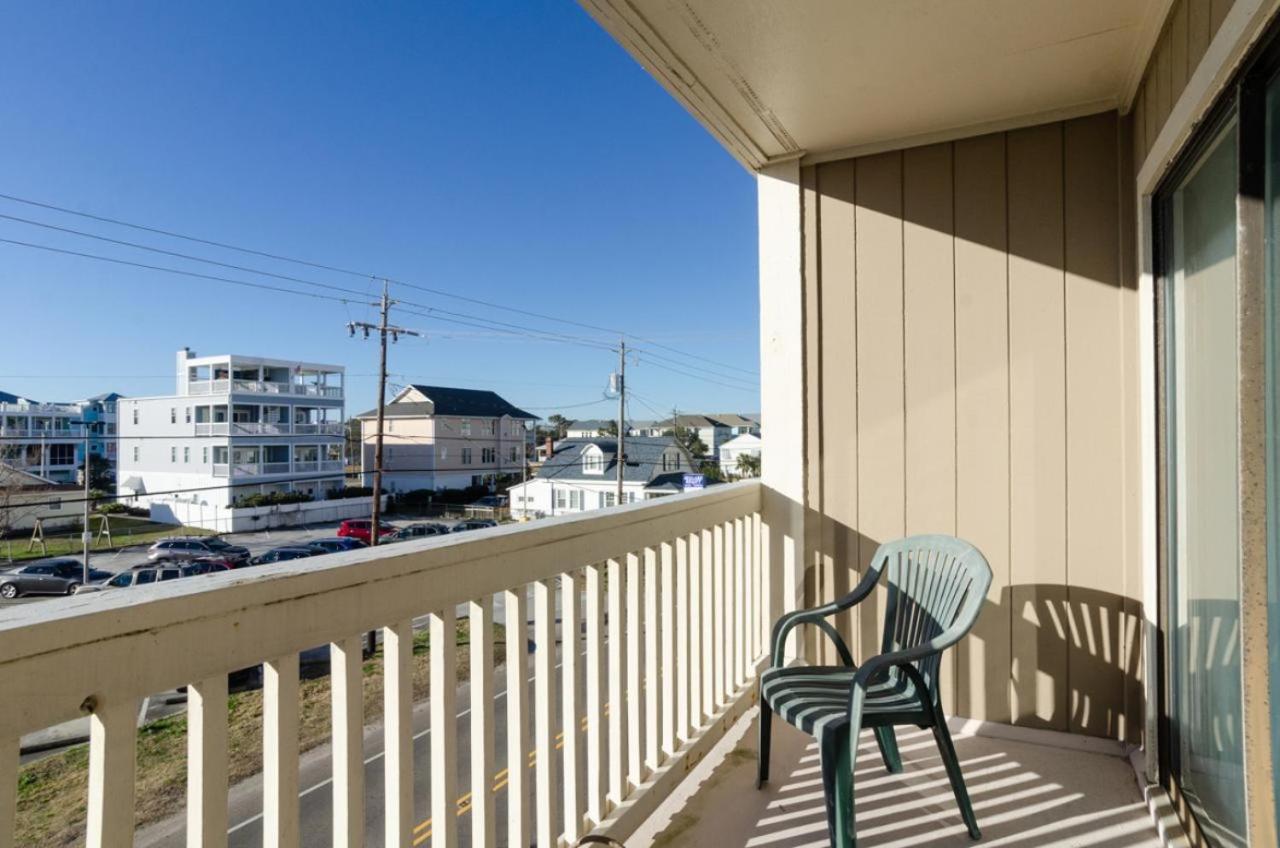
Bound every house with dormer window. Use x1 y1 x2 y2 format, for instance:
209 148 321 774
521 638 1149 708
507 436 700 518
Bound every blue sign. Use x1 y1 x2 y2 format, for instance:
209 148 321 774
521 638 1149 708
683 473 706 490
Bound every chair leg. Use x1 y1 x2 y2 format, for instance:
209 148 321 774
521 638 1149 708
931 714 981 840
757 700 772 789
833 726 857 848
873 726 902 774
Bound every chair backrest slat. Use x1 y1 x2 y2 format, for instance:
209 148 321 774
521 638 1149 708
873 535 992 697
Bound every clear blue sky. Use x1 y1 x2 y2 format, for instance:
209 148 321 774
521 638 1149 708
0 2 759 421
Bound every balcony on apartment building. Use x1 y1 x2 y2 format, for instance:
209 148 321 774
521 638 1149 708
209 444 343 478
184 359 344 400
192 405 342 437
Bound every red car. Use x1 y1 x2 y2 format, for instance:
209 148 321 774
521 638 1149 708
337 519 398 544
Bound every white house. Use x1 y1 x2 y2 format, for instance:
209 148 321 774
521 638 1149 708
115 349 347 527
564 418 615 438
717 432 761 478
509 436 701 519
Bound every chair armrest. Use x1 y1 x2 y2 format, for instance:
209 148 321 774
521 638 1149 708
769 565 883 668
769 605 854 668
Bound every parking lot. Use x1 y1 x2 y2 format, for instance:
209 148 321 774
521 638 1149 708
0 517 473 608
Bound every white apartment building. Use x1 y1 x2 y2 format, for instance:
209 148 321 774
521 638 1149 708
116 349 346 514
0 392 90 484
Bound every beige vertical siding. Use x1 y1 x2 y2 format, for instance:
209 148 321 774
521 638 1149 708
1134 0 1236 164
801 111 1141 740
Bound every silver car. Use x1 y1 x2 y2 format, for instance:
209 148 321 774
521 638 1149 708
76 565 186 593
0 558 113 598
147 536 250 565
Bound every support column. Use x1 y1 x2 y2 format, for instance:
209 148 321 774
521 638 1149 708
758 160 807 662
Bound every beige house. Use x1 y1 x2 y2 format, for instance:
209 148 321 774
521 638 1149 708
3 4 1280 848
354 384 537 492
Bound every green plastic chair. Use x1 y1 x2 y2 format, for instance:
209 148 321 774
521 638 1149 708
757 535 992 848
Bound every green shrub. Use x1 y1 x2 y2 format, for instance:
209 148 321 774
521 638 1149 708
232 491 313 509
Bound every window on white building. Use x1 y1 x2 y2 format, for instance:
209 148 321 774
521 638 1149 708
482 447 495 463
462 448 472 465
509 446 518 462
555 489 566 510
132 408 138 425
605 492 616 508
569 490 583 510
487 420 496 435
582 446 605 474
170 408 176 424
170 447 177 463
132 446 139 462
460 420 471 436
183 447 190 463
439 446 448 461
202 447 208 464
184 407 191 424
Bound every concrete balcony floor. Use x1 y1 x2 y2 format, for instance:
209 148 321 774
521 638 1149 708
638 712 1159 848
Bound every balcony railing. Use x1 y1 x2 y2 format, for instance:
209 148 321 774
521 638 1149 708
187 380 342 399
0 480 766 847
208 460 341 477
193 423 230 436
231 422 291 436
292 421 343 435
0 426 87 438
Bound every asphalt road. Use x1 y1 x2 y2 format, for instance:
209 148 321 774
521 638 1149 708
136 634 590 848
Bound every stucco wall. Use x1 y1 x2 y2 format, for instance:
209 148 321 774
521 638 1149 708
800 110 1144 741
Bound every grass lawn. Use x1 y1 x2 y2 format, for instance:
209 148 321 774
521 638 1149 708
15 620 503 847
0 516 212 563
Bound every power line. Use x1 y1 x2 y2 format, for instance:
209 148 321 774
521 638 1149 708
0 191 759 377
629 347 758 389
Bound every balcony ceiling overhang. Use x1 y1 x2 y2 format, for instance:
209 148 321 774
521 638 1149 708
580 0 1168 170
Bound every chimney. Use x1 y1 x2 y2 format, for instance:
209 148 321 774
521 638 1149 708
545 436 554 458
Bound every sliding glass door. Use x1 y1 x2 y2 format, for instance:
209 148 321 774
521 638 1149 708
1163 117 1248 848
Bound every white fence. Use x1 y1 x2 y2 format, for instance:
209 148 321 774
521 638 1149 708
148 495 381 533
0 480 770 847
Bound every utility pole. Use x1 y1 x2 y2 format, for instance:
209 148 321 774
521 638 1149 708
616 339 626 506
349 281 420 656
81 426 91 584
348 280 421 548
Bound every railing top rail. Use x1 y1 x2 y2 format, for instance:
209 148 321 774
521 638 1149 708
0 480 762 736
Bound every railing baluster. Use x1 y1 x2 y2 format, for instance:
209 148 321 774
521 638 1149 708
187 675 228 847
87 698 137 848
533 579 559 848
644 546 661 772
744 512 756 669
724 519 738 694
700 527 715 717
712 523 726 708
503 587 530 848
469 598 496 848
687 532 703 733
675 535 692 744
735 516 747 687
660 540 676 757
626 551 644 787
561 571 582 842
606 557 627 808
584 563 606 826
263 657 300 848
0 735 13 848
754 511 765 660
431 607 459 848
331 636 364 848
385 619 415 848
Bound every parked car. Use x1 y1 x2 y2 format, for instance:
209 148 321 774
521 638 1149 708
0 558 113 598
248 547 315 566
182 560 236 576
77 565 185 593
303 537 368 555
337 519 397 544
188 556 249 571
391 523 450 540
468 495 508 509
452 518 498 533
148 536 250 565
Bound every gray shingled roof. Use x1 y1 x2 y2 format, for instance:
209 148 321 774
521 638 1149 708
535 437 694 485
354 385 536 420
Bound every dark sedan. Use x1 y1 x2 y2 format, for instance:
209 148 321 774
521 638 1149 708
390 523 450 540
304 537 368 555
0 558 113 598
248 547 315 566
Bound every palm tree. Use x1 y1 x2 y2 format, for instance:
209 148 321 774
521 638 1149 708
736 453 761 478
